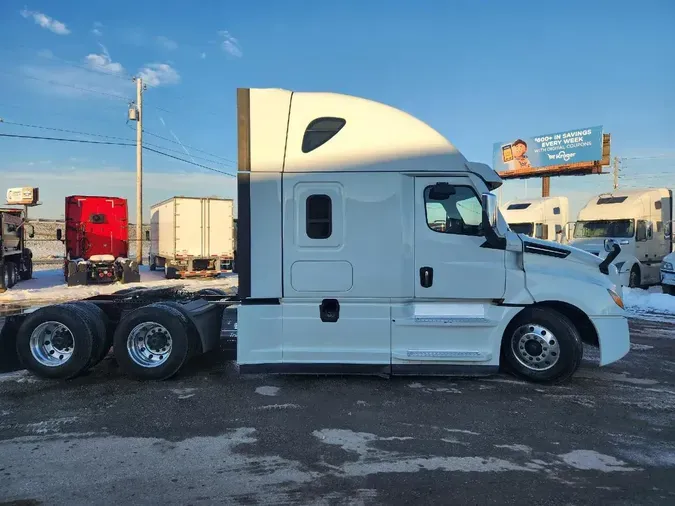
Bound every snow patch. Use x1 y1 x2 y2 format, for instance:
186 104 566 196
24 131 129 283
624 287 675 322
255 386 280 397
630 343 654 351
558 450 639 472
255 404 302 411
495 444 533 454
313 429 533 476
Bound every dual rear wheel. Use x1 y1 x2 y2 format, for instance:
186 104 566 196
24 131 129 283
16 301 197 381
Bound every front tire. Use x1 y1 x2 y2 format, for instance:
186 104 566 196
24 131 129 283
501 307 583 384
6 262 16 288
20 250 33 281
663 285 675 296
113 303 191 380
629 266 641 288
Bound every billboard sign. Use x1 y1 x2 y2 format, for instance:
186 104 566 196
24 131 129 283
493 126 604 178
6 187 39 206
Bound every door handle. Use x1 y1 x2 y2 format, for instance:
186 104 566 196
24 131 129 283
420 266 433 288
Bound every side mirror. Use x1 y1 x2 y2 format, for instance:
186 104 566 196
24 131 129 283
145 230 150 241
604 238 616 252
27 224 35 238
481 193 498 230
56 228 62 241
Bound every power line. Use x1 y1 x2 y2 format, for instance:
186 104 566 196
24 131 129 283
0 70 133 102
0 132 134 146
139 126 236 164
143 146 235 177
0 120 134 142
143 140 234 167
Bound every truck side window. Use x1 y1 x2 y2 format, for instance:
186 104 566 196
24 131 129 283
302 118 346 153
424 185 483 237
553 207 561 215
306 194 332 239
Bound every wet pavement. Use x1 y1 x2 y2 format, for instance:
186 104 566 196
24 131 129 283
0 317 674 505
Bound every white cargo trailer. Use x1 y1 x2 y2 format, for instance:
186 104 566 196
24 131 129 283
148 197 235 279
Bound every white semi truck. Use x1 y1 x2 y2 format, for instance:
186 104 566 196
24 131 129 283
570 188 673 288
10 87 630 384
148 196 235 279
501 196 569 244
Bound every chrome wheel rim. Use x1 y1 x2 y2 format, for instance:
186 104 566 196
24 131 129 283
511 323 560 371
3 269 9 288
30 321 75 367
127 321 172 368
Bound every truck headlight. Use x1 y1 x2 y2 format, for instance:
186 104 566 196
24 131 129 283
608 288 624 309
663 262 674 271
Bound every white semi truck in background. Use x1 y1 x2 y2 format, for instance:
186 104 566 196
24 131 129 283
148 196 235 279
500 196 569 244
10 87 630 385
570 188 673 288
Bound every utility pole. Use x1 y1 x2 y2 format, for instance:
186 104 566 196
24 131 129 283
131 77 144 265
613 156 619 190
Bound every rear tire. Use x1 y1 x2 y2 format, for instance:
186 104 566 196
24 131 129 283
501 307 583 384
69 301 111 365
154 301 201 357
663 285 675 296
629 266 641 289
15 305 94 379
113 303 191 380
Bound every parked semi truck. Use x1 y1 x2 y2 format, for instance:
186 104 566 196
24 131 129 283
0 207 34 291
501 196 570 244
148 196 235 279
56 195 140 286
10 87 630 385
569 188 673 288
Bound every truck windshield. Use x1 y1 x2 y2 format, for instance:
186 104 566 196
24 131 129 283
509 222 534 236
573 219 634 238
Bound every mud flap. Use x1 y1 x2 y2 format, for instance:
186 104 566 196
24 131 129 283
66 261 89 286
120 260 141 284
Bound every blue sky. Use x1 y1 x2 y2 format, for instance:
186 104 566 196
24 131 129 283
0 0 673 221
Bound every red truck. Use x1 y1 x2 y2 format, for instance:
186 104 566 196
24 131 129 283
56 196 140 286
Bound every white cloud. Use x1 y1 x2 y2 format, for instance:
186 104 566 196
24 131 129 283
91 22 103 37
84 44 125 74
218 31 242 58
19 63 133 100
155 36 178 50
20 8 70 35
138 63 180 87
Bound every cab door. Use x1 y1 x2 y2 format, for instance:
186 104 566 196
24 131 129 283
413 176 506 300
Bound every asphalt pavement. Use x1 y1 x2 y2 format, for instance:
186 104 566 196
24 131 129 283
1 318 674 505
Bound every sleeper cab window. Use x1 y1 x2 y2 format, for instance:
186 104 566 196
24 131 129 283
424 185 483 237
306 194 332 239
302 118 346 153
